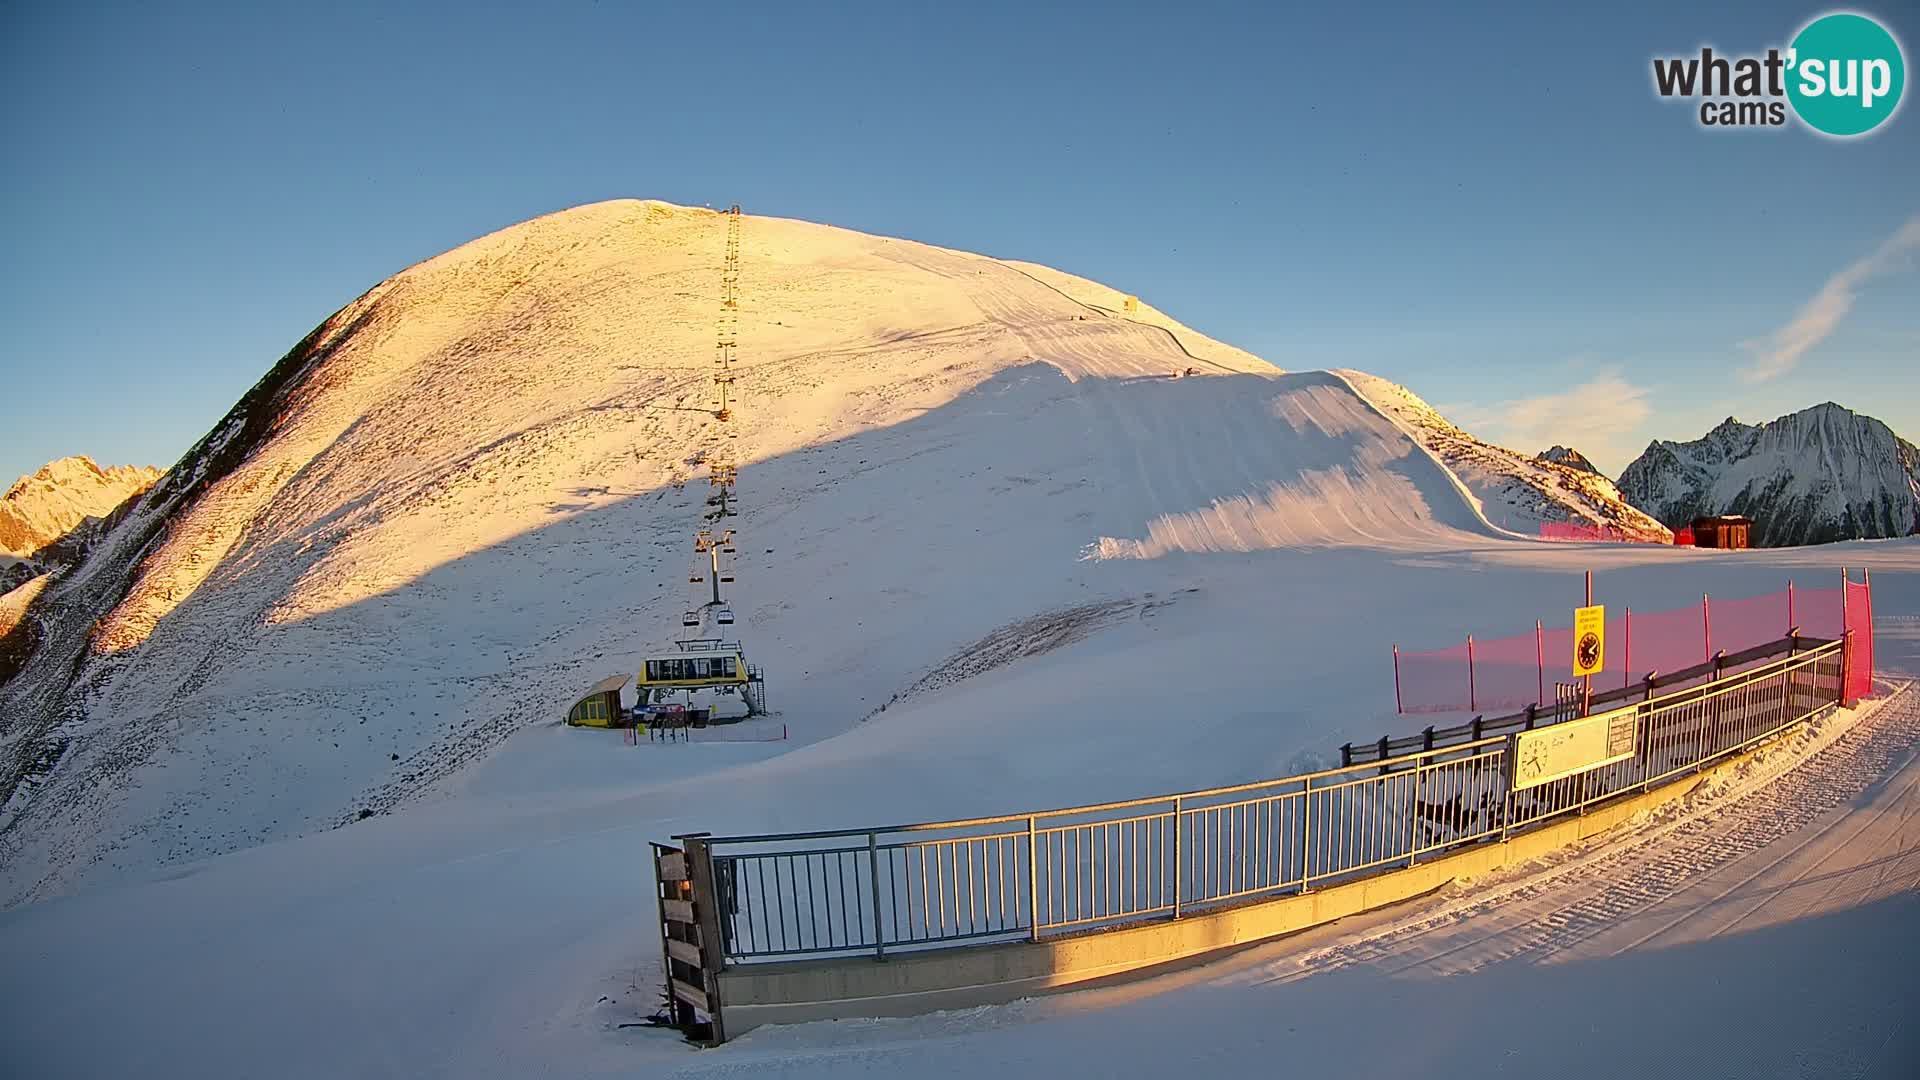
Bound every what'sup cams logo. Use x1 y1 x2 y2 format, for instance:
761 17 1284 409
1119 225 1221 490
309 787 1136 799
1652 10 1905 136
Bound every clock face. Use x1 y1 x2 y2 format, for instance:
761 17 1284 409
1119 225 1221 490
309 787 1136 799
1578 631 1601 670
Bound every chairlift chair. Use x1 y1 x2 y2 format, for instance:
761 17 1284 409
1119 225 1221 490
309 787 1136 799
681 610 699 627
720 571 735 583
716 607 735 626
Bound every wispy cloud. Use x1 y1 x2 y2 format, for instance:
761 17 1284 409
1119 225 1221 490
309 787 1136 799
1443 368 1652 476
1741 214 1920 383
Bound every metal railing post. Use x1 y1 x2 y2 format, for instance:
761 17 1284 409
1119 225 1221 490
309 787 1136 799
1026 816 1039 941
1172 796 1184 917
1499 750 1513 842
1299 780 1311 893
1407 758 1421 867
867 831 885 960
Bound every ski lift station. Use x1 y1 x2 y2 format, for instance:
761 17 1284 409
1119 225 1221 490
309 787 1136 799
639 638 767 720
563 644 766 729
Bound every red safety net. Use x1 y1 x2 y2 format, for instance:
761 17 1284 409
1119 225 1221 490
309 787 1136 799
1845 578 1874 701
1472 631 1546 711
1393 581 1865 713
1395 640 1471 715
1672 525 1694 545
1538 521 1665 543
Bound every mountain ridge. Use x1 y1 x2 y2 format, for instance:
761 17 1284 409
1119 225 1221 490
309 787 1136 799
1 456 163 561
1618 402 1920 546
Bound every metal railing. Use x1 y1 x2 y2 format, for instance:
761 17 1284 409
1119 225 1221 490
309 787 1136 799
697 637 1847 963
1354 632 1830 764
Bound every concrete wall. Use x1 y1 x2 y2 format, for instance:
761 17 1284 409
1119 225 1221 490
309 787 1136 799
715 739 1782 1036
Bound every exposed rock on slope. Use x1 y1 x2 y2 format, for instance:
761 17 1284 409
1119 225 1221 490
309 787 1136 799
1537 446 1602 476
1338 371 1670 540
1618 403 1920 547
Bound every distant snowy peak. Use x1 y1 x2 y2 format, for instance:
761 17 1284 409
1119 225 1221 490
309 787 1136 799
1337 371 1670 540
1617 403 1920 547
1 456 163 560
1537 446 1602 477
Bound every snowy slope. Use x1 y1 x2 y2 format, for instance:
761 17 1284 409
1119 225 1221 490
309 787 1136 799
1618 403 1920 546
0 199 1510 905
1000 260 1276 374
1339 370 1672 539
0 456 161 560
0 547 1911 1079
0 199 1914 1079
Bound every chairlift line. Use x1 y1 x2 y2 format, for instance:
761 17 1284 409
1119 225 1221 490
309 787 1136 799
639 204 764 715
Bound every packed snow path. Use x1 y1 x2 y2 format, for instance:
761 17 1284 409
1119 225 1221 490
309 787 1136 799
1272 680 1920 982
677 682 1920 1079
1 632 1914 1078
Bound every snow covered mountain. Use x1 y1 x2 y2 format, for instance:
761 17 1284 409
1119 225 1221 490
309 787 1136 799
1337 372 1671 540
0 457 161 559
1617 404 1920 547
0 457 162 592
0 199 1673 906
1537 445 1602 476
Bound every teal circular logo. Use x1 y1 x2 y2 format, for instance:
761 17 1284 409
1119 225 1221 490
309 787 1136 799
1787 12 1905 136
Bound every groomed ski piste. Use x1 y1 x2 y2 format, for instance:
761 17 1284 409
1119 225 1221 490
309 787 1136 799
1 202 1915 1077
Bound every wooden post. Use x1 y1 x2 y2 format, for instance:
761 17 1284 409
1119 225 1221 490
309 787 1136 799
651 844 698 1032
678 834 728 1044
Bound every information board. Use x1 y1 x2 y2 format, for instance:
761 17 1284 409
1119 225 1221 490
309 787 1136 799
1510 704 1638 791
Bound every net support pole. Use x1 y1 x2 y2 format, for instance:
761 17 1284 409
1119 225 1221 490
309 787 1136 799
1467 634 1476 713
1535 620 1545 706
1702 593 1712 667
1624 606 1632 690
1582 571 1593 715
1858 568 1873 697
1392 645 1403 714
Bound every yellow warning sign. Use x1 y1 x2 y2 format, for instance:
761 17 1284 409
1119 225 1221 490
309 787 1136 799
1572 604 1605 677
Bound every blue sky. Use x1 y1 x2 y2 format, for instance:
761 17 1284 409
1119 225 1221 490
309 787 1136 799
2 0 1915 482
